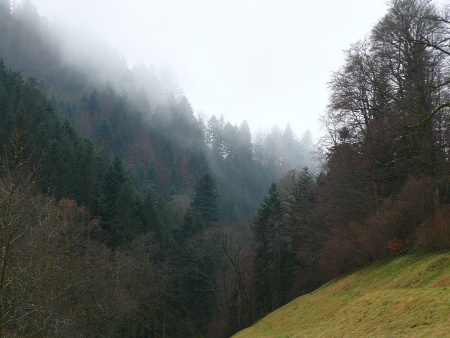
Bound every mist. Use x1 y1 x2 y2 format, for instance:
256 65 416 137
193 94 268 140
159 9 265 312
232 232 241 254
23 0 392 139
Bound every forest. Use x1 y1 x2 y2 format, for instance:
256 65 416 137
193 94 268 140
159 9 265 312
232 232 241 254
0 0 449 337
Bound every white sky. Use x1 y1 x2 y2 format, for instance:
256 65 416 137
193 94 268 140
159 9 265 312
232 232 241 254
28 0 393 138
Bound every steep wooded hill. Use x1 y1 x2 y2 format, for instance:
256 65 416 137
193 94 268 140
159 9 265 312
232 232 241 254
2 0 450 337
0 0 312 220
0 1 314 336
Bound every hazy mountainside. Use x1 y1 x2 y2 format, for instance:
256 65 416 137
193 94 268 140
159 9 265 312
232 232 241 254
0 1 314 336
1 0 450 337
233 253 450 338
0 0 313 219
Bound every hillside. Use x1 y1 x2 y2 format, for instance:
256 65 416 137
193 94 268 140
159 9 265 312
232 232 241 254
1 0 450 336
233 253 450 338
0 2 316 335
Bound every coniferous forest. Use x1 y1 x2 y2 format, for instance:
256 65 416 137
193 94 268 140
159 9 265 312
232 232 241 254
0 0 450 337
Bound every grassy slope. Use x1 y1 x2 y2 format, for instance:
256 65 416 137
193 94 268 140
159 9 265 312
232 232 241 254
233 253 450 338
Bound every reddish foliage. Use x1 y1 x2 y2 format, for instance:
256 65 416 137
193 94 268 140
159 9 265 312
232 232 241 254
387 238 408 254
318 177 438 278
319 222 373 278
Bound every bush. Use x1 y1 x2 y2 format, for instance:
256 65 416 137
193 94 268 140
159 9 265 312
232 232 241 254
417 204 450 251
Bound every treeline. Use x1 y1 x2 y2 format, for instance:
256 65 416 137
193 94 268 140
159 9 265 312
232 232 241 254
248 0 450 322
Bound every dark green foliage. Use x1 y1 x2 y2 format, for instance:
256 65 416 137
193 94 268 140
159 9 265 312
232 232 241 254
182 173 219 237
110 182 143 246
254 184 284 227
252 183 292 316
103 156 126 217
0 2 322 336
140 187 172 247
182 206 205 237
101 156 138 246
191 173 219 225
286 167 316 229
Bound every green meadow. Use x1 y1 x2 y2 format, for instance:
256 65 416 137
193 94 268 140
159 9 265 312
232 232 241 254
233 253 450 338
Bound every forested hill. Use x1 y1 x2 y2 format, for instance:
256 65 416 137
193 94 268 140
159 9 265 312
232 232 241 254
0 0 313 219
0 0 313 336
1 0 450 337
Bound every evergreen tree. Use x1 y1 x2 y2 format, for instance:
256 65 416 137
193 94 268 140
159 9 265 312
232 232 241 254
181 173 219 237
140 187 168 245
252 183 291 316
110 182 142 247
236 120 253 163
177 174 221 335
286 167 316 232
279 168 323 295
205 115 225 158
102 156 127 240
181 206 205 237
191 173 219 224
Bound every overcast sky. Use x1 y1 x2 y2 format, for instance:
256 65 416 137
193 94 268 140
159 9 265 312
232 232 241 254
28 0 393 138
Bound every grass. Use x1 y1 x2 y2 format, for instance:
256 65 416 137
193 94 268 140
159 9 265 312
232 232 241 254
232 253 450 338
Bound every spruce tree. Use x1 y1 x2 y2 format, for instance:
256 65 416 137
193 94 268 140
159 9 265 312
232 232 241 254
252 183 291 316
182 173 219 236
191 173 219 224
102 156 127 242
